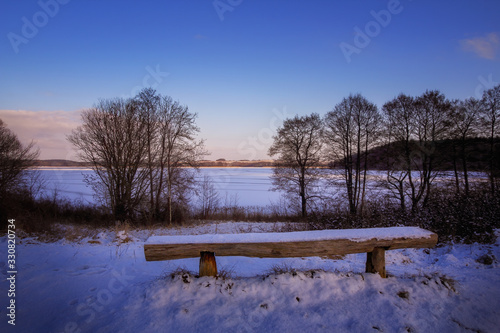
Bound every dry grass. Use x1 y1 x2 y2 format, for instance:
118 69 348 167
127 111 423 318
217 266 236 280
266 263 298 276
114 221 134 244
165 267 196 283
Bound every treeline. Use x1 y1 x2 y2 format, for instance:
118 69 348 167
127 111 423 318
269 87 500 242
33 160 91 167
270 87 500 217
32 159 275 168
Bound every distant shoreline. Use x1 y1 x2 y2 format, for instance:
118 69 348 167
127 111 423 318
33 159 276 168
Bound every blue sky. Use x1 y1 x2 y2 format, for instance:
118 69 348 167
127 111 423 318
1 0 499 160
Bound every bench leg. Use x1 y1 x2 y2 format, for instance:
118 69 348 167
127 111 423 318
199 251 218 277
366 247 386 278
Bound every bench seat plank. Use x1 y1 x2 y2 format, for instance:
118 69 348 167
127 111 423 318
144 227 437 261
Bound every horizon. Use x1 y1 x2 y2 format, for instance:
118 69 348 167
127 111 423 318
1 0 499 160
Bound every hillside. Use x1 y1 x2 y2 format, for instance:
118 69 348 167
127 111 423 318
347 137 500 171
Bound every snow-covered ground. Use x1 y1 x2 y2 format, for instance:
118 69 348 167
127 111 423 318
1 222 499 332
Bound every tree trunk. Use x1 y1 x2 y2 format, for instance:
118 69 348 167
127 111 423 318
452 143 460 194
167 163 173 224
490 121 496 194
461 138 469 196
147 122 155 223
398 179 406 212
355 136 361 213
346 155 356 215
300 167 307 219
360 133 370 214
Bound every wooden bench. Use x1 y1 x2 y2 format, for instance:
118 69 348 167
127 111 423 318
144 227 438 278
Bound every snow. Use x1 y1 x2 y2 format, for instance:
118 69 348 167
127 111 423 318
40 168 487 207
145 227 435 245
1 222 499 333
35 168 282 206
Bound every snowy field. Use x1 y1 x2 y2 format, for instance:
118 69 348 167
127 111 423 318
1 222 499 332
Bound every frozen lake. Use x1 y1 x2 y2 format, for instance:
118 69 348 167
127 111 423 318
36 167 281 207
35 167 489 208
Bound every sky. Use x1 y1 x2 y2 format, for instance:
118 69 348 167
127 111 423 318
1 0 499 160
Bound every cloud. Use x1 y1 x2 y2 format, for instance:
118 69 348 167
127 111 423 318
460 32 500 60
0 110 82 160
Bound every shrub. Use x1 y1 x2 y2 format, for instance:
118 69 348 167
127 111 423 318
419 188 498 243
307 187 499 244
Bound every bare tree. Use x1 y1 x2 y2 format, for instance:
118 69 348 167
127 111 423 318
324 94 381 215
70 89 206 224
135 88 161 221
382 93 416 211
134 88 207 223
446 98 482 196
414 90 451 206
481 84 500 193
197 174 220 219
0 118 39 196
382 91 451 211
153 94 206 224
268 113 323 219
68 98 150 221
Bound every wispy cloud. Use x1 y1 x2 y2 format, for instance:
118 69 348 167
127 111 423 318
460 32 500 60
0 110 82 160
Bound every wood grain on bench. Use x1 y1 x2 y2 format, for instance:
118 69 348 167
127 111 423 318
144 227 438 261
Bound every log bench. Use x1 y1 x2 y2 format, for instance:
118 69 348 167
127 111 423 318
144 227 438 278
